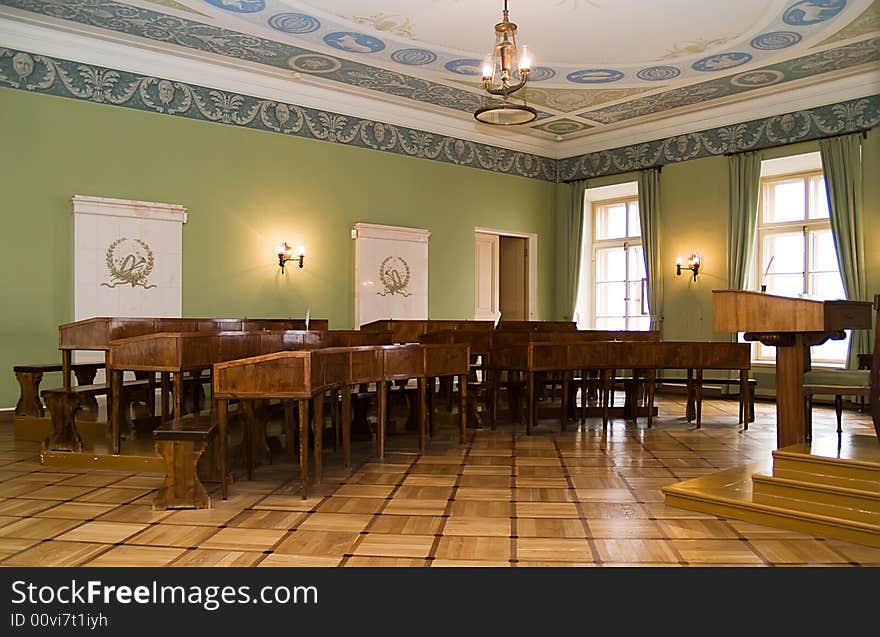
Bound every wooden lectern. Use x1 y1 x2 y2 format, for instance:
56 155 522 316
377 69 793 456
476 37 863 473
713 290 872 448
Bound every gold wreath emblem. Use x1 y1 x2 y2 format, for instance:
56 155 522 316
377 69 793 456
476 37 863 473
101 237 156 289
377 256 412 297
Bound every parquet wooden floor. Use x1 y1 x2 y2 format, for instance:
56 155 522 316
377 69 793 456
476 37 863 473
1 395 878 566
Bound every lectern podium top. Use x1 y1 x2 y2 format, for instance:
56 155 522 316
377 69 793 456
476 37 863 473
712 290 872 334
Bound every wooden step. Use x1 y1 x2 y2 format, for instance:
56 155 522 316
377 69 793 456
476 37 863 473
752 473 880 525
662 463 880 548
771 435 880 486
771 466 879 493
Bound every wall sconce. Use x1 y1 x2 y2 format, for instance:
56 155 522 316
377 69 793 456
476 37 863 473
676 252 701 281
277 242 304 273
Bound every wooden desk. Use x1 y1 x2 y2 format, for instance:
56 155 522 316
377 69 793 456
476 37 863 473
713 290 872 448
213 343 469 499
59 316 328 389
106 330 328 453
489 340 750 434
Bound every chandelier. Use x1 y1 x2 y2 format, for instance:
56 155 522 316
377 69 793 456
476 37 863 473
474 0 537 126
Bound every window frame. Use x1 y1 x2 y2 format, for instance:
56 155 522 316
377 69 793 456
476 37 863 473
754 169 847 366
591 195 649 331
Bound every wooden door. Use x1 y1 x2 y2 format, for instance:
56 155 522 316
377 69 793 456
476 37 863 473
499 236 528 321
474 232 499 320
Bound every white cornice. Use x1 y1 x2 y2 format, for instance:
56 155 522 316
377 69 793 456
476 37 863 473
72 195 188 223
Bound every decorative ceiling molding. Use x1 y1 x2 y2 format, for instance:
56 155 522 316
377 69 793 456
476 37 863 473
1 45 876 186
0 46 558 181
0 0 877 151
558 95 880 181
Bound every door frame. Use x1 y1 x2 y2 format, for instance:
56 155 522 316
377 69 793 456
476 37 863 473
474 227 538 320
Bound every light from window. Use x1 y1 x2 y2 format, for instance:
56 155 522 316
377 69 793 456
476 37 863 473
755 170 848 365
593 198 649 331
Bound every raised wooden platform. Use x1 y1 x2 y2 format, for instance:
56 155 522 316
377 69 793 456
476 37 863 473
663 434 880 547
41 436 165 472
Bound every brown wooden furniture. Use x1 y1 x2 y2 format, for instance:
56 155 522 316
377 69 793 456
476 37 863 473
212 343 470 499
107 330 329 453
361 319 494 343
13 362 104 418
713 290 873 448
803 294 880 441
58 316 327 390
488 340 751 434
152 413 217 509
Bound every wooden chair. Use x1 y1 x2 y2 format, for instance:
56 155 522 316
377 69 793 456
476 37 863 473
803 294 880 441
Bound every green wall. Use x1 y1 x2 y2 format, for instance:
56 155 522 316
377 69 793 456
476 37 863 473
0 88 557 407
557 131 880 393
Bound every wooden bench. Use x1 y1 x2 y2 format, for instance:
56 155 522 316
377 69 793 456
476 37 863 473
153 413 217 510
40 379 151 452
14 362 104 418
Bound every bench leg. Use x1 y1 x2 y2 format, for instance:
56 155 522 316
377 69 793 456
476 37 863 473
153 438 211 510
15 371 44 418
73 364 101 421
42 391 83 452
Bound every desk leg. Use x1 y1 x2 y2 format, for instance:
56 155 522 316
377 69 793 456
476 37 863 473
283 400 296 464
685 369 695 422
458 374 467 445
342 387 351 471
218 399 228 500
111 370 123 455
560 370 569 432
695 369 704 429
243 401 256 481
313 392 323 486
526 372 534 435
160 373 171 425
646 370 656 428
62 349 72 391
173 372 184 421
601 370 610 430
418 377 427 453
377 381 387 460
298 399 309 499
739 370 748 430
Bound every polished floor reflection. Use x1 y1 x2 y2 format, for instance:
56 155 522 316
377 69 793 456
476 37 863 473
1 395 878 566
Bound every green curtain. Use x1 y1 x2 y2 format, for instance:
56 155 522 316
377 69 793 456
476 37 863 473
727 150 761 290
638 168 663 334
820 133 869 369
559 179 587 320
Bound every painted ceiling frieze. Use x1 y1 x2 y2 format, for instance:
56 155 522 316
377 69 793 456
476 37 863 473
578 37 880 124
558 95 880 181
0 0 550 118
816 0 880 46
0 47 557 181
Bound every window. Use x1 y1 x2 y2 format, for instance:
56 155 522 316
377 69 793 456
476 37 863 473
754 167 848 365
592 196 650 330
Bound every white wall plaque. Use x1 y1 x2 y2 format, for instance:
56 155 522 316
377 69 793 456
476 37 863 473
353 223 429 327
73 195 187 362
